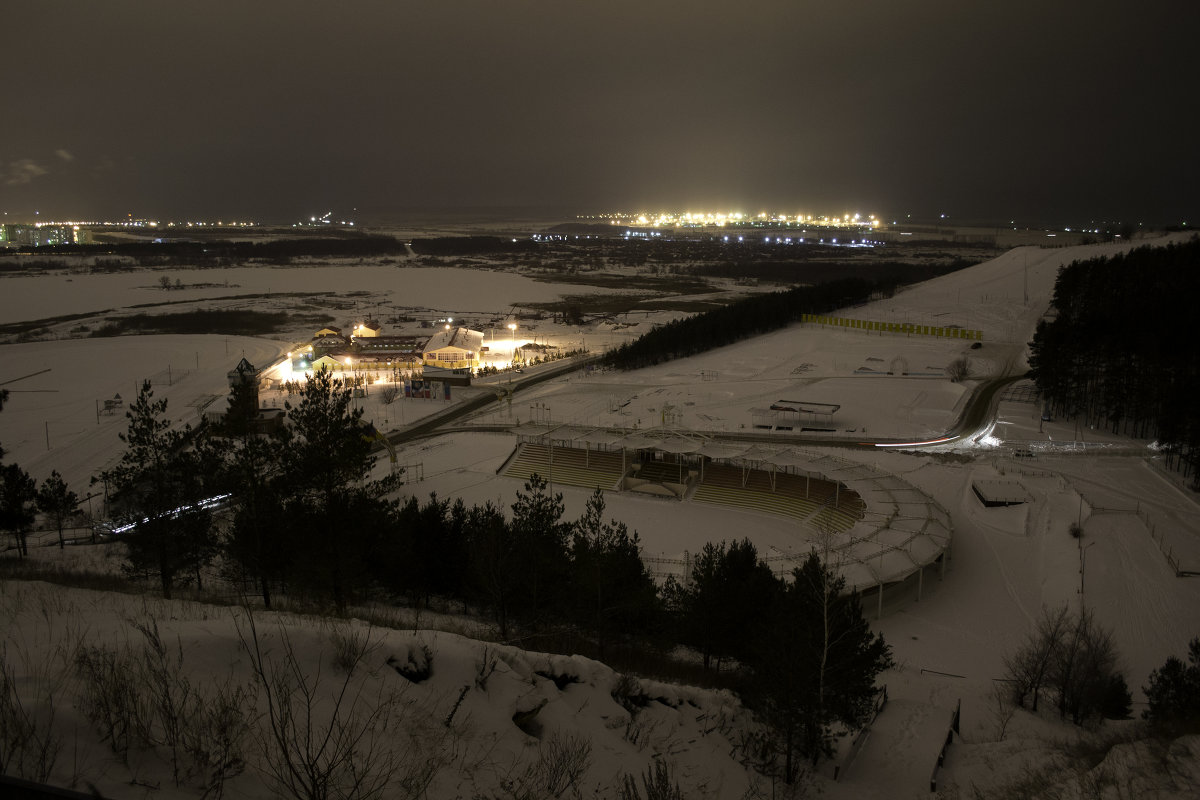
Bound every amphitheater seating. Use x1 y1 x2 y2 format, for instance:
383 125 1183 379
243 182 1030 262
692 482 823 522
502 443 626 491
635 460 692 485
501 442 865 532
695 463 863 531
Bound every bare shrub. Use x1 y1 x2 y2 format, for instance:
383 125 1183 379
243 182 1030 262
611 672 646 715
1005 606 1129 725
623 715 661 751
989 682 1018 742
326 622 379 676
74 643 141 763
75 616 256 795
498 731 592 799
619 759 683 800
1005 606 1071 712
129 617 192 783
179 678 255 800
475 645 500 690
537 731 592 798
0 644 64 782
946 357 971 382
237 609 439 800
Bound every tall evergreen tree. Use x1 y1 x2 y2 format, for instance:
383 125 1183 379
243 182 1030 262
277 369 400 613
101 381 215 598
667 539 780 671
748 554 892 778
380 493 470 609
0 463 37 559
507 473 570 627
465 500 518 638
37 470 79 550
570 489 660 657
210 378 289 608
0 388 36 558
1143 637 1200 735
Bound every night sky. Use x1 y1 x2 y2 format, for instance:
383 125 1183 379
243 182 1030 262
3 1 1196 226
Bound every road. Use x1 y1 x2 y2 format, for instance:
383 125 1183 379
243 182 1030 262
385 354 603 445
384 353 1027 452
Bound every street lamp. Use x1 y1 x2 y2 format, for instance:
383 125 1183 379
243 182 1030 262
1081 541 1096 603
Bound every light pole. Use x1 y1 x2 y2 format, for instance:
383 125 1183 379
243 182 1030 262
508 323 517 380
1080 541 1096 604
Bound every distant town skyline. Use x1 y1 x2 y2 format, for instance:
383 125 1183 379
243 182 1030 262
2 2 1196 227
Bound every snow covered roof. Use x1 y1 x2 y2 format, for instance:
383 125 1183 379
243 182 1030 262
423 326 485 353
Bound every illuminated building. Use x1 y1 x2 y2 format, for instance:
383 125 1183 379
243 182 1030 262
0 223 89 247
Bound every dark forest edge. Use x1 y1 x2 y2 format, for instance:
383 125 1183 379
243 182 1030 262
602 277 888 370
1028 236 1200 483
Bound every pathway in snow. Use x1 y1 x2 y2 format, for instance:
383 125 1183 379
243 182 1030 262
833 679 958 799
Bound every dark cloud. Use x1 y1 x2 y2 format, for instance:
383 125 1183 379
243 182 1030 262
3 158 48 186
2 1 1196 225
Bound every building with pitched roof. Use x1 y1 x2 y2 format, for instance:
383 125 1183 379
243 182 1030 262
422 326 484 372
352 320 382 339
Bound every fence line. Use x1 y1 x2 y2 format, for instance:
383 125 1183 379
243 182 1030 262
1132 508 1190 577
801 313 982 341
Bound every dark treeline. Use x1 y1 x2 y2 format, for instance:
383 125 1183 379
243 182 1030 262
85 373 890 781
10 235 407 261
90 309 306 338
1029 237 1200 480
687 259 965 285
533 233 994 268
602 277 883 370
409 235 538 256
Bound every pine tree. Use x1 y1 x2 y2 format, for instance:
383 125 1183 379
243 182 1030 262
37 470 78 550
668 539 779 671
0 388 37 559
465 500 518 638
749 553 892 779
508 473 570 626
102 381 215 598
278 369 400 613
570 489 660 657
375 493 469 610
0 463 37 559
1143 637 1200 735
210 377 289 608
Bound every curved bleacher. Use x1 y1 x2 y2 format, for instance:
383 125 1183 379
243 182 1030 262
493 431 952 612
501 442 864 533
692 463 864 532
501 443 626 491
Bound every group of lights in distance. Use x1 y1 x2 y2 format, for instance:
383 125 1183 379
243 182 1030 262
19 218 259 229
586 211 882 229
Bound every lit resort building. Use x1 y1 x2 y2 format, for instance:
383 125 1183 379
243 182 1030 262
287 321 487 385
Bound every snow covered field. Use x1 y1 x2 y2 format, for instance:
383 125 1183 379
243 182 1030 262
0 264 585 326
3 234 1199 798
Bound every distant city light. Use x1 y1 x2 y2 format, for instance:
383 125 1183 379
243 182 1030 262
589 209 882 232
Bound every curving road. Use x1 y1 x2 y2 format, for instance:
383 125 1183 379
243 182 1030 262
385 353 1028 451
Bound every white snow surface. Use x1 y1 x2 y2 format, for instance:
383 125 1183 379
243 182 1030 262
3 234 1200 798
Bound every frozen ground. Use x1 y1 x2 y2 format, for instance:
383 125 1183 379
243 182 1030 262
3 233 1199 798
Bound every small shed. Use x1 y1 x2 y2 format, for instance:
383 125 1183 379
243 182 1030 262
972 480 1031 507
